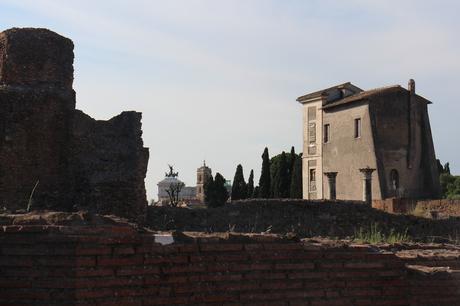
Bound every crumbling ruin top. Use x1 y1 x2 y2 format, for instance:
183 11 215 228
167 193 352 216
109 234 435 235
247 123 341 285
0 28 74 88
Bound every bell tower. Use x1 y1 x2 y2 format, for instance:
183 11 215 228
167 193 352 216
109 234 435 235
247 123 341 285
196 161 212 203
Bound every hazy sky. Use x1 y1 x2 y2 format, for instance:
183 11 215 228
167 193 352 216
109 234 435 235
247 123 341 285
1 0 459 200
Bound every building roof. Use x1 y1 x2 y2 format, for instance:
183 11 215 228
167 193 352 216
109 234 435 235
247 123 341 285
322 85 400 109
297 81 433 110
321 85 432 110
296 82 363 103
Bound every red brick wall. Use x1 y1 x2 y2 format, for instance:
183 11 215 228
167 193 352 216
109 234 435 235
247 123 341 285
373 198 460 218
0 223 459 305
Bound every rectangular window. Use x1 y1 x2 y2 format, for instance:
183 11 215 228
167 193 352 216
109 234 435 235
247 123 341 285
308 123 316 143
354 118 361 138
324 124 330 143
309 168 316 191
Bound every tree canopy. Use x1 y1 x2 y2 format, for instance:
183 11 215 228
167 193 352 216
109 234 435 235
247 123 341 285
247 169 254 198
258 147 271 198
438 161 459 199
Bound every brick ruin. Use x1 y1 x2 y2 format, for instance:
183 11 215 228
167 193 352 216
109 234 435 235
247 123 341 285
0 211 459 305
0 28 149 221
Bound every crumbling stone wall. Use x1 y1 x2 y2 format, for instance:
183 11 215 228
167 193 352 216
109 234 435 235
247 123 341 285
71 110 149 221
0 27 149 221
147 199 460 242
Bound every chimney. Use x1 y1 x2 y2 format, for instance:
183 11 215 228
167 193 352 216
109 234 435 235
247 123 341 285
408 79 415 94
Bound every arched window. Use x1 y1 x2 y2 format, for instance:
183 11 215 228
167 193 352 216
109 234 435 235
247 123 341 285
390 169 399 191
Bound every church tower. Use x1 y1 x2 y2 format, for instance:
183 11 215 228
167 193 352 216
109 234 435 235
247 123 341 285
196 161 212 203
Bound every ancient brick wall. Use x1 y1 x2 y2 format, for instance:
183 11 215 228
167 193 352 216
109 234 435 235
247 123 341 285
0 212 459 306
0 27 149 220
71 110 149 222
373 198 460 218
0 28 74 88
0 28 77 211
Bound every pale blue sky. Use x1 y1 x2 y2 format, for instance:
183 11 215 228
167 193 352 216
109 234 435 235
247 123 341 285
1 0 459 200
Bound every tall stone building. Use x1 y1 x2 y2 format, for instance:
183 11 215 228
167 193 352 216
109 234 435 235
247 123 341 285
297 80 440 201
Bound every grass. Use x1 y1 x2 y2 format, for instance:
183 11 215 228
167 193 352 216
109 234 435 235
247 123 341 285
26 180 39 212
353 223 410 244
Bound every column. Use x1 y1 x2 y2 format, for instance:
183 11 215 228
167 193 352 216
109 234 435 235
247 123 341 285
324 172 338 200
359 167 375 205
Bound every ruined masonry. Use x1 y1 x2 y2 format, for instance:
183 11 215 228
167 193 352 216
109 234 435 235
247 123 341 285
0 28 149 221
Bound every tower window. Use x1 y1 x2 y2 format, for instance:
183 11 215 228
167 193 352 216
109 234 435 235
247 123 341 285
390 169 399 190
309 168 316 191
354 118 361 138
324 124 330 143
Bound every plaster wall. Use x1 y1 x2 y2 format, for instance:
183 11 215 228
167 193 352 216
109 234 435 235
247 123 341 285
322 103 381 200
369 89 440 199
302 99 323 199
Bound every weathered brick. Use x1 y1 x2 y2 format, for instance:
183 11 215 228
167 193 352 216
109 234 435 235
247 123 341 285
76 247 112 256
274 262 315 270
98 255 143 266
116 266 160 276
200 244 243 252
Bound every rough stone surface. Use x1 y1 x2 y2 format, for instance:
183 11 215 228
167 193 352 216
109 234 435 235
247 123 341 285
0 27 149 221
0 28 74 88
71 110 149 221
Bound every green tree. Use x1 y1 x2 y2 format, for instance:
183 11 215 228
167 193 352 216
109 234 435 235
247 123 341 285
446 177 460 199
247 169 254 199
290 155 302 198
287 147 296 191
231 164 247 200
252 186 260 198
270 148 299 198
436 159 444 174
258 147 271 198
444 162 451 175
273 151 289 198
205 173 229 207
440 173 456 197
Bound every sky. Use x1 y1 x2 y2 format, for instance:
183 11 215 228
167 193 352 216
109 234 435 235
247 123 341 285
1 0 459 200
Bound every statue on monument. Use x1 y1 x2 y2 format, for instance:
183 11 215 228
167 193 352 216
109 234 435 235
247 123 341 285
165 164 179 178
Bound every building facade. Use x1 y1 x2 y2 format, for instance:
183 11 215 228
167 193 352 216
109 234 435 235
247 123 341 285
297 80 440 201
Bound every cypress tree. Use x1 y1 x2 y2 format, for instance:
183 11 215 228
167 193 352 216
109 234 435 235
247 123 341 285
205 173 229 207
259 147 271 198
288 146 296 191
252 186 260 198
204 175 215 206
290 156 303 198
214 173 229 206
231 164 247 200
273 151 289 198
247 169 254 199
